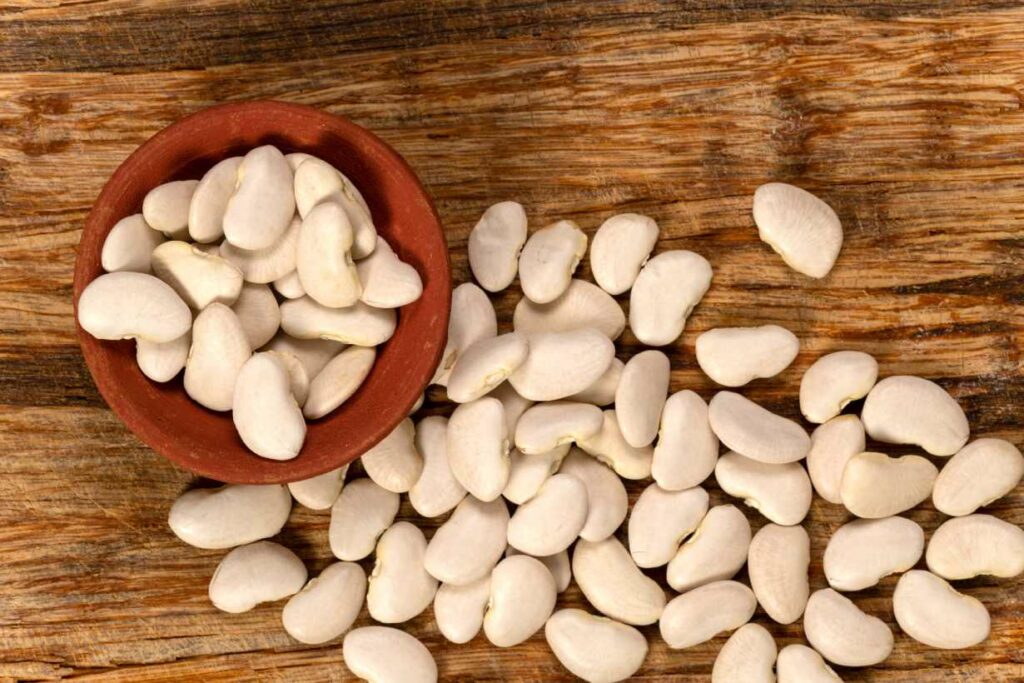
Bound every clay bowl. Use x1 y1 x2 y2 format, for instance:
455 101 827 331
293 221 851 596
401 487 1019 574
73 101 450 484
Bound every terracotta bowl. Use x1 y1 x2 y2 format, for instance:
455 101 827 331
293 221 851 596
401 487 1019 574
73 101 450 484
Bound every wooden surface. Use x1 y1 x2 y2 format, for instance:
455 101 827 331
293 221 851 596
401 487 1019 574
1 1 1023 680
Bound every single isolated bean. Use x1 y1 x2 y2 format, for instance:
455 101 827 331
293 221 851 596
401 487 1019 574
824 516 925 591
715 451 813 526
589 213 659 295
356 236 423 308
328 478 399 561
232 352 305 460
100 213 165 273
360 418 423 493
223 145 295 250
513 278 626 340
295 201 362 308
302 346 376 420
545 608 649 683
168 484 291 550
231 283 281 349
280 297 396 346
893 570 990 649
799 350 878 424
860 375 969 456
288 465 348 510
558 448 629 542
629 250 712 346
208 541 307 614
342 626 437 683
434 575 490 644
803 588 894 667
447 397 511 502
627 484 708 569
425 495 509 586
409 416 467 518
468 200 528 293
667 504 752 592
77 271 192 343
143 179 199 239
186 303 252 412
776 644 844 683
366 522 438 624
708 391 810 465
932 438 1024 516
483 554 557 647
839 451 938 519
518 219 587 304
282 561 366 645
752 182 843 278
652 390 719 491
446 332 529 404
696 325 799 387
502 446 569 505
572 536 666 626
188 156 242 243
926 514 1024 580
711 623 777 683
507 473 588 556
514 401 603 455
806 415 866 504
509 328 615 402
274 270 306 299
157 239 245 310
615 350 670 448
659 580 757 649
747 523 810 624
433 282 497 386
136 331 190 383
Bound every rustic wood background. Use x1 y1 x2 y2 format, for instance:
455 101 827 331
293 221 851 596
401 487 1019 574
1 1 1022 681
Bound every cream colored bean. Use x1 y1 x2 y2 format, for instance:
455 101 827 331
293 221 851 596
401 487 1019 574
628 484 708 569
268 350 310 408
711 623 777 683
282 562 366 645
824 516 924 591
515 401 603 454
572 537 666 626
799 350 878 424
151 240 244 309
280 297 396 346
502 446 569 505
273 270 306 299
840 451 938 519
545 609 648 683
803 588 894 667
360 418 423 493
367 522 438 623
186 303 252 412
232 353 305 460
434 576 490 644
136 331 190 383
933 438 1024 516
653 390 719 491
447 397 510 502
143 179 198 239
777 644 844 683
293 157 377 258
715 451 812 525
468 200 528 293
659 580 757 649
101 213 165 273
568 357 623 406
926 514 1024 580
508 473 588 556
262 333 344 380
752 182 843 278
188 156 242 243
285 152 315 171
667 504 752 592
433 282 497 386
748 524 810 624
518 219 587 303
558 448 628 542
708 391 810 465
577 410 654 480
506 547 572 593
296 201 362 308
288 465 348 510
425 496 509 586
589 213 659 295
484 555 557 647
329 478 399 561
509 328 615 401
490 382 534 435
231 283 280 349
208 541 307 614
806 415 866 504
447 333 529 403
409 416 467 518
629 250 712 346
616 350 670 448
861 375 969 456
302 346 376 419
78 271 192 343
343 626 437 683
894 570 990 649
220 216 300 284
223 145 295 250
356 236 423 308
168 484 291 549
696 325 799 387
513 278 626 340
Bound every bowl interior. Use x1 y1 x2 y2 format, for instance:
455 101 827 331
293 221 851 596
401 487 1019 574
73 101 450 484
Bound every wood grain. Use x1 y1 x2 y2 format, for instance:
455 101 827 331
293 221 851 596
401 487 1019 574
1 1 1023 680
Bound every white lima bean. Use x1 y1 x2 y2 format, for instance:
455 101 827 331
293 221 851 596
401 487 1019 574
168 484 291 549
232 353 305 460
652 390 719 491
615 350 670 448
356 236 423 308
468 200 528 292
823 516 925 591
185 303 252 411
446 332 529 403
232 283 281 349
274 270 306 299
409 416 467 518
708 391 810 464
747 523 810 624
513 279 626 340
279 297 396 346
509 328 615 401
803 588 894 667
433 282 497 386
367 522 438 623
506 547 572 593
806 415 866 504
220 216 300 284
295 201 361 308
696 325 799 387
101 213 164 273
860 375 969 456
302 346 376 420
77 271 192 343
514 401 603 454
545 608 648 683
558 448 628 542
502 446 569 505
568 357 623 406
343 626 437 683
893 570 990 649
425 496 509 586
589 213 659 295
483 555 557 647
932 438 1024 516
667 504 752 592
292 157 377 258
518 219 587 303
659 580 757 649
627 484 708 569
572 536 666 625
267 349 309 407
752 182 842 278
282 561 366 645
434 575 490 644
777 644 844 683
839 451 938 519
208 541 307 614
360 418 423 493
715 451 813 526
629 250 712 346
577 410 654 480
136 332 190 383
711 623 777 683
926 514 1024 580
288 465 348 510
223 145 295 250
143 179 199 239
262 333 344 380
328 478 399 561
151 240 244 310
447 397 510 502
507 473 588 556
188 156 242 243
799 350 878 423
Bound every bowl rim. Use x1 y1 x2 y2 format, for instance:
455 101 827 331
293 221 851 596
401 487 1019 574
73 99 450 484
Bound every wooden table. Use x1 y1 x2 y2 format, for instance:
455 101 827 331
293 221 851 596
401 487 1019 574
1 1 1022 680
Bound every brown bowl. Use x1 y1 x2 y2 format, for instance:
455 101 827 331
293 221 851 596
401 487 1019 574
73 101 450 484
